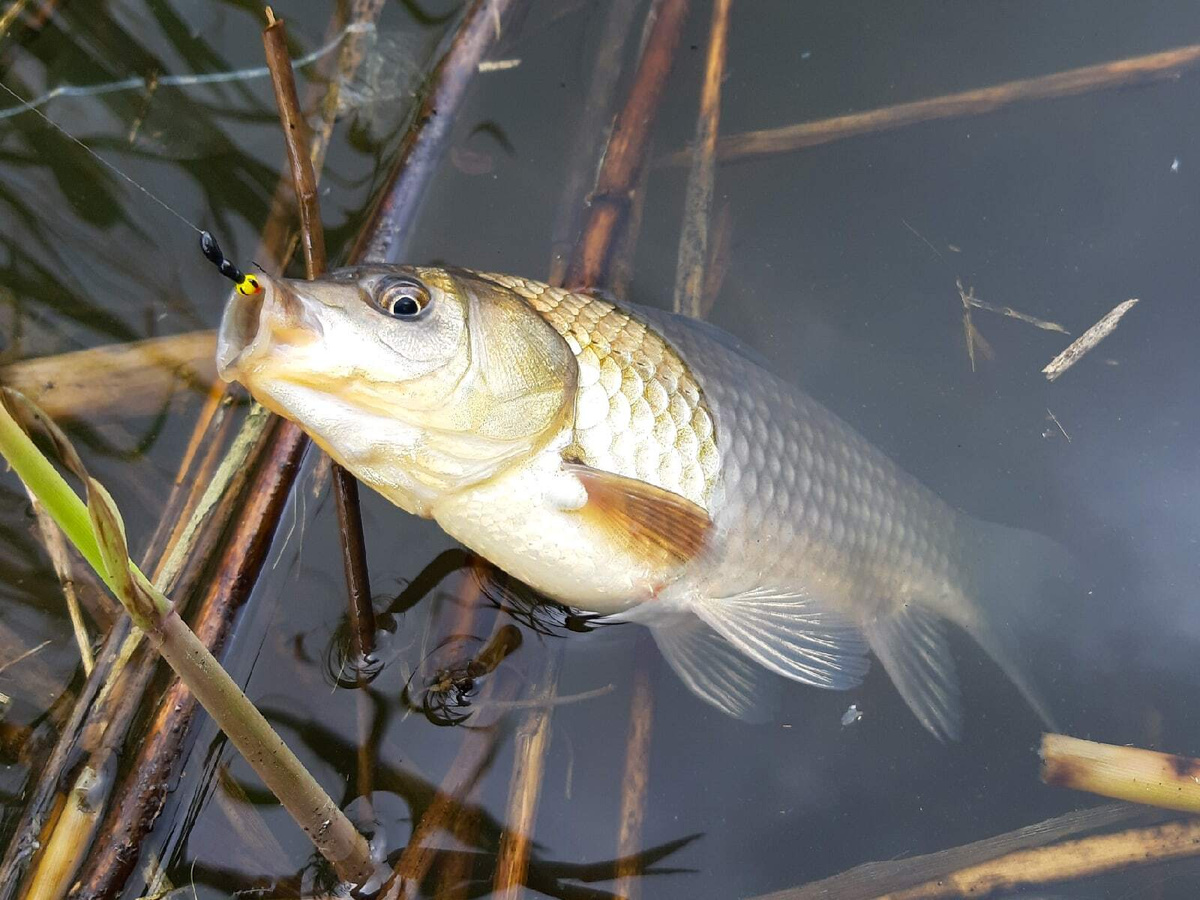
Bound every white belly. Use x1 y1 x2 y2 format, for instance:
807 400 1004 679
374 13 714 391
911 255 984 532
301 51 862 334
430 446 673 614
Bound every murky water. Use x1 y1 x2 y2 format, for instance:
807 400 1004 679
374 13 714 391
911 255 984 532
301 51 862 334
3 2 1200 897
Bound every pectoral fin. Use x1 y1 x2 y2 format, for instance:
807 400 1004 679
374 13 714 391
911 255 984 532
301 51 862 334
691 588 870 690
563 461 713 568
650 613 779 723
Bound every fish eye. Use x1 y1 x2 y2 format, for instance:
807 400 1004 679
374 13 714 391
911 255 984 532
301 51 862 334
375 276 432 319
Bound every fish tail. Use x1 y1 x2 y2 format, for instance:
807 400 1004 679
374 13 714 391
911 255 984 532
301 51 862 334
951 516 1075 733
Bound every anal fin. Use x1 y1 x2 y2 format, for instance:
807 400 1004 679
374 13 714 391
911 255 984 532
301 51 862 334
650 613 779 723
863 603 963 742
691 588 870 691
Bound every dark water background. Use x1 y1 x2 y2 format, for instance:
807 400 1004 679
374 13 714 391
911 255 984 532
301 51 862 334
3 1 1200 897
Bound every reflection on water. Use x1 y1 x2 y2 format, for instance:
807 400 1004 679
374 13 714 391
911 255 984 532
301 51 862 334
3 1 1200 898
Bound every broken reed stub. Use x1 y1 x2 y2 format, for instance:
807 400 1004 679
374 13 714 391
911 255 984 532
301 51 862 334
1041 733 1200 814
1042 298 1138 382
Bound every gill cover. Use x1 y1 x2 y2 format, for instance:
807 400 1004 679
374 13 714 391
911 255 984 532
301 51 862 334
446 270 578 448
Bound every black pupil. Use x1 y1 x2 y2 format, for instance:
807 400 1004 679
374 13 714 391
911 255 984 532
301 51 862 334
393 293 420 316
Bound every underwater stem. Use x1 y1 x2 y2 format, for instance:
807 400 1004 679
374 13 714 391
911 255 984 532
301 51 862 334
661 43 1200 165
1041 733 1200 813
0 395 376 886
672 0 732 317
565 0 693 290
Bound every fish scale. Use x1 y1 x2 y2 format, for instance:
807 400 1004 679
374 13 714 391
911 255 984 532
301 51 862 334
478 272 721 509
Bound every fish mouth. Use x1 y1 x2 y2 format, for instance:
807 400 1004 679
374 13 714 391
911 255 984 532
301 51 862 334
216 278 320 381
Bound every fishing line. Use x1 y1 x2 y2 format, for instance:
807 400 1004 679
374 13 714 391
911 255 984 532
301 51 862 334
0 77 263 293
0 77 203 236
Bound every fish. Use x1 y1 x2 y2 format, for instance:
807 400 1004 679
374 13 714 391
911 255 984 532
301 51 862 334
216 265 1068 739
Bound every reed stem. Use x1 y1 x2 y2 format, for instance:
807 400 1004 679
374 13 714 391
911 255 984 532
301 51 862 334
672 0 732 317
1041 733 1200 813
0 394 377 887
661 43 1200 166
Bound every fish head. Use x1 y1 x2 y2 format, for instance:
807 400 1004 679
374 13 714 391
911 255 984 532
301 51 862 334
216 266 577 515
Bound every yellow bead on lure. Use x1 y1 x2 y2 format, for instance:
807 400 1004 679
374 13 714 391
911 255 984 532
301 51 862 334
217 266 1067 739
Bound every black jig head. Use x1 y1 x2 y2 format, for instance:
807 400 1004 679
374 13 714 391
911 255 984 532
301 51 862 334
200 231 261 296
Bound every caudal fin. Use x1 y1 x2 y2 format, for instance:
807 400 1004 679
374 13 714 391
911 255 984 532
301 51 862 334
863 516 1070 741
952 516 1074 733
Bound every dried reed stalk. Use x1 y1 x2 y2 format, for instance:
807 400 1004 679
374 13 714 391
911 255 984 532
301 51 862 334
1042 733 1200 813
875 819 1200 899
28 495 93 673
0 331 217 420
661 43 1200 166
1042 298 1138 382
491 649 562 898
751 803 1144 900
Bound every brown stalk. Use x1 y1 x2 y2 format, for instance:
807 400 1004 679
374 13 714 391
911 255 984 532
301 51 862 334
351 0 523 265
264 7 375 665
491 648 562 898
671 0 732 317
546 0 643 284
264 8 328 278
488 2 694 895
661 43 1200 166
265 6 381 832
613 638 656 900
564 0 692 291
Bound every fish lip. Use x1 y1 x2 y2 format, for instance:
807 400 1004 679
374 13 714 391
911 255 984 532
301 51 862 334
216 278 317 381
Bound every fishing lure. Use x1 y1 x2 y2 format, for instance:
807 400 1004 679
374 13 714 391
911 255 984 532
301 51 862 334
199 231 262 296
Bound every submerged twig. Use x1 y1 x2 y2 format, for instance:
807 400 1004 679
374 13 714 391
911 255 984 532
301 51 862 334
546 0 642 283
492 649 563 898
1042 733 1200 813
353 0 522 265
672 0 732 317
965 294 1068 334
1042 298 1139 382
565 0 694 290
0 639 52 675
750 803 1144 900
265 6 376 668
614 639 656 900
874 819 1200 899
661 43 1200 166
1045 409 1071 443
0 330 217 420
